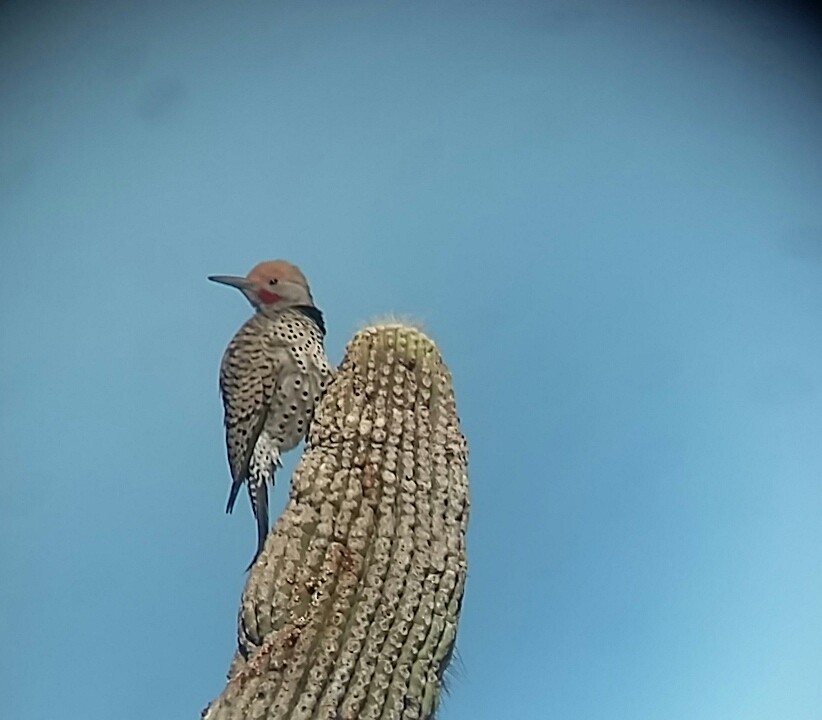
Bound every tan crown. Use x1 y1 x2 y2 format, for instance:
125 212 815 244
246 260 309 288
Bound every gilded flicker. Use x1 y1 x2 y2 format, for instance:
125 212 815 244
209 260 333 567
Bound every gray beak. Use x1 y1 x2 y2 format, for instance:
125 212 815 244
208 275 253 291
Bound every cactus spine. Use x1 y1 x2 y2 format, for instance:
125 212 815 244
203 323 469 720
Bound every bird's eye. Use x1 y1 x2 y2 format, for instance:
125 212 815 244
269 278 279 286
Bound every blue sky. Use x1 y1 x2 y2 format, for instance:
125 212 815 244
1 1 821 718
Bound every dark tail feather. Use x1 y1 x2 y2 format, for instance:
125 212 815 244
225 479 243 514
246 480 269 571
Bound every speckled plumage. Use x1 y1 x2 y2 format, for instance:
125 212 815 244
219 308 333 566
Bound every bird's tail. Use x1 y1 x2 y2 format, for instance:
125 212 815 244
246 479 269 571
225 479 243 514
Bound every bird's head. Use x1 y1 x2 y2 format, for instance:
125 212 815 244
209 260 314 318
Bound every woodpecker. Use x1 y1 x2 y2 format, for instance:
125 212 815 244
209 260 333 567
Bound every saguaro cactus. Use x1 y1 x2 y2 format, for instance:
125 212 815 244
203 323 470 720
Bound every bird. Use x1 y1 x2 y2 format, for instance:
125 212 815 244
209 260 334 567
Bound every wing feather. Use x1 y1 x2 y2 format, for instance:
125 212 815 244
218 317 285 501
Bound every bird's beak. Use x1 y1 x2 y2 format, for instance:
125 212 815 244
208 275 253 291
